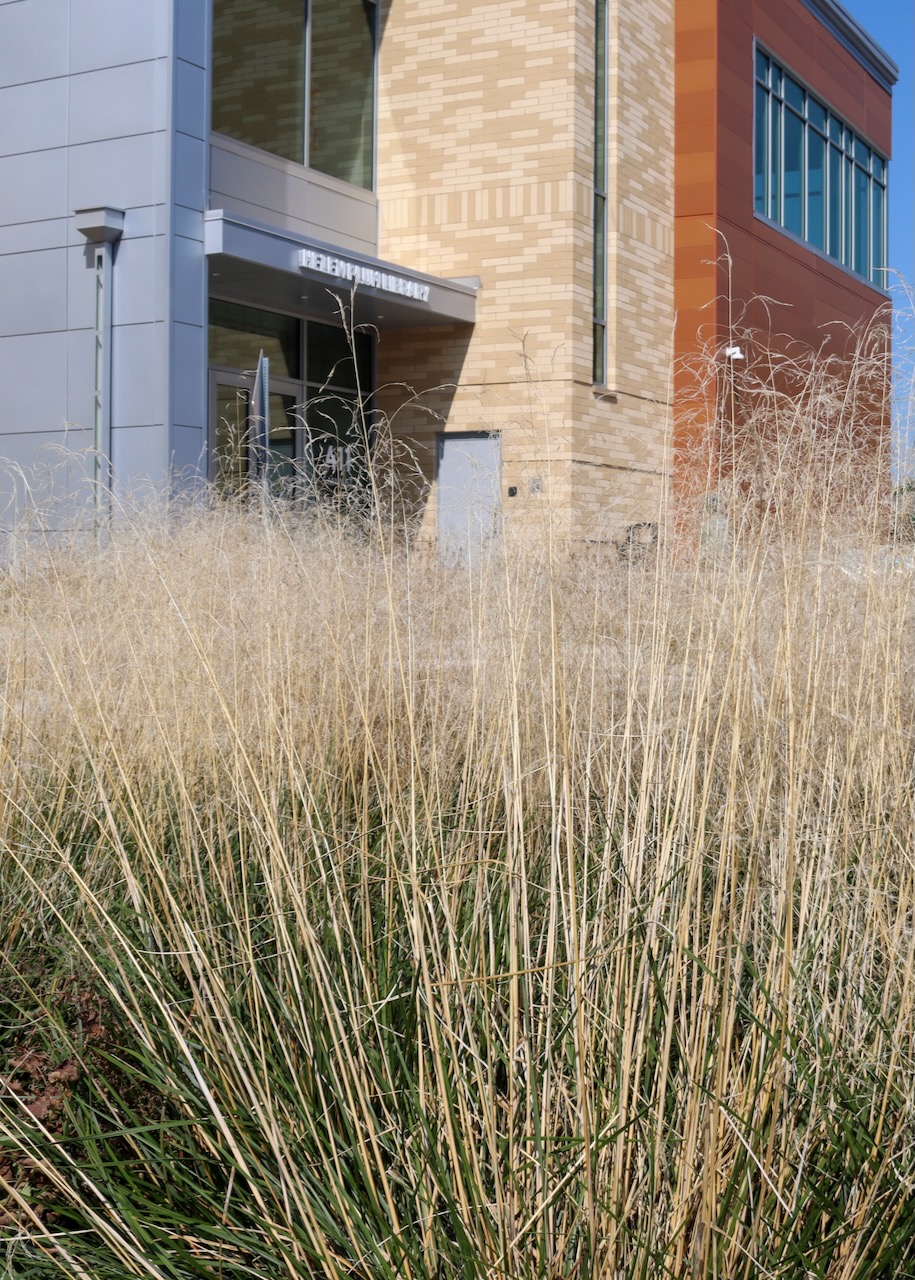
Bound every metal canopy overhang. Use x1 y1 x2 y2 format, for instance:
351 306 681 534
204 209 478 329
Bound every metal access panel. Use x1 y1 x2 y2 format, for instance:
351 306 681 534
436 432 501 566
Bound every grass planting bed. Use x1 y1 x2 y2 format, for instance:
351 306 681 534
0 412 914 1275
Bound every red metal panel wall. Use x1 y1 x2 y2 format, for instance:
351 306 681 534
674 0 892 486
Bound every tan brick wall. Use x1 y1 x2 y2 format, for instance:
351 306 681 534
571 0 675 539
375 0 674 541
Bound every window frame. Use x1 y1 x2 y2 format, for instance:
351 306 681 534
753 41 889 290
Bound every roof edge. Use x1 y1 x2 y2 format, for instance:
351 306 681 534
798 0 899 92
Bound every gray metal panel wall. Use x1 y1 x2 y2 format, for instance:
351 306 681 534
209 135 379 257
0 0 87 523
0 0 210 523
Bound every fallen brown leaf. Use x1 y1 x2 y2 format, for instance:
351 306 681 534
47 1060 79 1085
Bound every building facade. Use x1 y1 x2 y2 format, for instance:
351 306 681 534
0 0 895 546
675 0 896 488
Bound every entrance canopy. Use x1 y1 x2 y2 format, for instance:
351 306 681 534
205 210 478 329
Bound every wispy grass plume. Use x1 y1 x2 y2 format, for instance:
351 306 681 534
0 337 913 1278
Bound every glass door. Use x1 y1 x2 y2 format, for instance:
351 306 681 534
209 372 305 494
263 391 301 493
210 374 250 495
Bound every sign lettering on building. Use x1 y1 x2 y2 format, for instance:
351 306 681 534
297 248 431 303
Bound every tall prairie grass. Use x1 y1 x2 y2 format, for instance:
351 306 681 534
0 337 914 1278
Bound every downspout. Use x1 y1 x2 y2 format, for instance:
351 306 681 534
74 206 125 523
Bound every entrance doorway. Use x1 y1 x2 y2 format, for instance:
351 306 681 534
208 299 373 496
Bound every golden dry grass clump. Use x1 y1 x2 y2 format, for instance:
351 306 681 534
0 334 913 1278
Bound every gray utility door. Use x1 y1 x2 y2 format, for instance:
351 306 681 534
436 432 501 565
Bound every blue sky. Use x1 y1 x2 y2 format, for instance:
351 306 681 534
840 0 914 463
840 0 914 290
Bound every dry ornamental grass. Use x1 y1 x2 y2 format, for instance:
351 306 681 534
0 326 912 1278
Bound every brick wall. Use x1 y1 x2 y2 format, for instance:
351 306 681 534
374 0 674 541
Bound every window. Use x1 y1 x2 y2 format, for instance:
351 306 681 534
593 0 608 384
754 48 888 287
211 0 377 190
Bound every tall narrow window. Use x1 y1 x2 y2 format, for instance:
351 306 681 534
871 159 886 283
807 128 826 251
783 104 804 236
212 0 377 190
853 163 870 276
768 92 781 223
753 46 888 286
593 0 608 385
754 79 768 210
827 138 842 258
